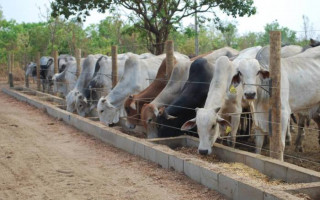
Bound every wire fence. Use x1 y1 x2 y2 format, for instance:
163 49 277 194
20 83 320 167
10 38 320 171
24 73 320 134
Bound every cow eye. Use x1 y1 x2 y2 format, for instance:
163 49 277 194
100 110 104 113
211 124 215 129
147 119 152 123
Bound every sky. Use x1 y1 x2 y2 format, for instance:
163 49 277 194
1 0 320 38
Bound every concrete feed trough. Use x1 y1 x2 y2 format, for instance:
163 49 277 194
3 86 320 200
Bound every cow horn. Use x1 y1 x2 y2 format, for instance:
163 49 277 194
130 101 136 110
166 114 177 120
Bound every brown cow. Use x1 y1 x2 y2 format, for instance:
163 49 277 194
123 55 182 129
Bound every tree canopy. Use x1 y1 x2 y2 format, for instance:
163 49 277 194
51 0 256 54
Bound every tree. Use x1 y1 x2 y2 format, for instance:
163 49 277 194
51 0 256 55
217 21 238 48
300 15 315 46
258 20 297 46
0 5 3 20
237 32 260 49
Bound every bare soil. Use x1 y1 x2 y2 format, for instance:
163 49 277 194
284 123 320 171
0 87 225 200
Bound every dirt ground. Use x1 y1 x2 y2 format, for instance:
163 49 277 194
0 89 225 200
284 123 320 171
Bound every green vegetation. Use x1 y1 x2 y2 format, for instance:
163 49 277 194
0 4 317 75
51 0 256 55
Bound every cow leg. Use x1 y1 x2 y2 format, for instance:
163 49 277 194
247 114 255 143
295 115 305 152
229 114 241 148
239 114 245 135
285 123 292 146
255 129 264 154
279 111 290 161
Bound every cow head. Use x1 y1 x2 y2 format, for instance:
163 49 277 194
141 103 160 138
181 107 230 155
230 59 269 101
25 62 37 78
66 90 80 113
97 97 119 125
75 94 89 117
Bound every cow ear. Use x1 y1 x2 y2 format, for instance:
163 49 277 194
47 58 53 66
231 71 241 88
181 118 197 131
258 69 270 79
217 116 231 132
130 101 136 110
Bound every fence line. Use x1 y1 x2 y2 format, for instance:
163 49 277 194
24 78 320 134
121 115 320 166
13 81 320 168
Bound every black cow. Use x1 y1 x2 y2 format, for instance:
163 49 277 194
156 58 214 137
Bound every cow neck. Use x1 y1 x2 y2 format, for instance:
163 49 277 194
204 63 233 110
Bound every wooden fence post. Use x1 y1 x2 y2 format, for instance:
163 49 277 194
165 40 174 78
7 53 10 84
25 56 29 88
9 53 14 87
24 52 29 88
76 48 81 78
111 45 118 88
53 50 58 74
36 52 41 91
269 31 283 161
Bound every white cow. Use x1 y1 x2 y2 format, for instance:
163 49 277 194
142 47 239 139
66 54 103 113
75 53 154 117
52 55 78 97
75 54 127 117
97 53 168 125
181 46 262 155
25 62 37 81
229 46 320 161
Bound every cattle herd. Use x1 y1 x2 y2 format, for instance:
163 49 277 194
25 39 320 161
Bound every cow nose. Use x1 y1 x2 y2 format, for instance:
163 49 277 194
198 149 209 155
129 124 136 129
245 92 256 99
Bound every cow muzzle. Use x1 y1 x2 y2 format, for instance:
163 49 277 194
244 92 256 100
198 149 209 155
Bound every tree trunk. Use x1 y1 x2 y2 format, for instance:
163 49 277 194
148 32 167 55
